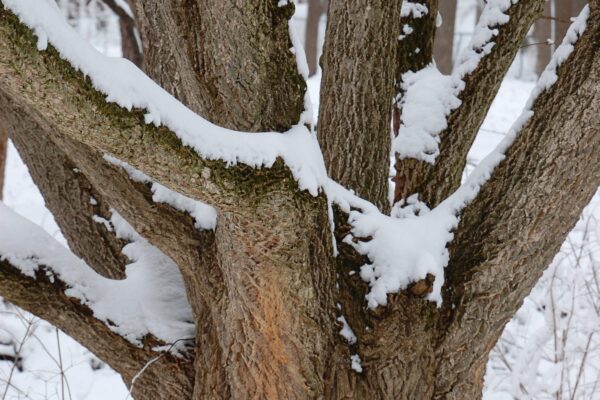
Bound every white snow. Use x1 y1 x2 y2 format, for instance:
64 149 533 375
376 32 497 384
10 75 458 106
2 0 328 198
337 315 357 345
0 202 195 346
104 155 217 230
393 0 524 163
350 354 363 373
400 1 429 18
393 65 461 162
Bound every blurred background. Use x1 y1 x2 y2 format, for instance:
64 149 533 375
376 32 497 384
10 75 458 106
1 1 598 399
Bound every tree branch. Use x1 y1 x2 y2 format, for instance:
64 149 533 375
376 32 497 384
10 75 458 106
394 0 545 207
0 259 195 399
436 5 600 397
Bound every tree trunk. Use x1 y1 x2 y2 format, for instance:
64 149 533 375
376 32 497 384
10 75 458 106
318 0 403 212
535 1 553 76
433 0 456 74
305 0 324 77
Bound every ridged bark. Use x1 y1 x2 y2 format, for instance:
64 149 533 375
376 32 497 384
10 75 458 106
318 0 403 212
129 0 305 132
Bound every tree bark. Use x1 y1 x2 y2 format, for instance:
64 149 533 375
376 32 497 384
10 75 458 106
129 0 305 132
1 1 599 399
318 0 402 212
433 0 456 74
439 5 600 397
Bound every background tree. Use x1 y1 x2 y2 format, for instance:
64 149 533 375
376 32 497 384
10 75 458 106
433 0 457 74
0 1 598 399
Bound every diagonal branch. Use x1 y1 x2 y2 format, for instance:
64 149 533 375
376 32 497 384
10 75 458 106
0 259 195 399
394 0 545 207
436 5 600 398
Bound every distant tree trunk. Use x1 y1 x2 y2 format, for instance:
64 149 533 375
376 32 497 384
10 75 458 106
556 0 589 46
0 128 6 200
101 0 142 66
535 0 553 76
305 0 324 76
433 0 457 74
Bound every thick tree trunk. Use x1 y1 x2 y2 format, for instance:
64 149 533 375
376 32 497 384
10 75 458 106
129 0 305 132
433 0 456 74
318 0 402 212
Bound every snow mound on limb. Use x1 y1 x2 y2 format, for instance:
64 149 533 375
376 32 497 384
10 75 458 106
0 202 195 347
2 0 328 197
393 0 522 163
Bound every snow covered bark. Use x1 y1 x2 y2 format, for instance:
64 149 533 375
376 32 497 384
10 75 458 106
318 0 403 212
394 0 545 207
440 5 600 397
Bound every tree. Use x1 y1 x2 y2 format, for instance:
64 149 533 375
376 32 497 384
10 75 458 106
0 0 598 399
433 0 456 74
304 0 326 77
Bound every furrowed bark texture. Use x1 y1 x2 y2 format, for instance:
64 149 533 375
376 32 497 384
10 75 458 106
0 260 195 399
318 0 402 212
433 0 457 74
2 1 600 399
396 0 439 78
394 0 545 207
129 0 305 132
392 0 439 201
438 5 600 398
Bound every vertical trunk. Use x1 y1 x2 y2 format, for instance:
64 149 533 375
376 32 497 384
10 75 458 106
130 0 305 132
535 1 553 76
127 2 344 398
433 0 457 74
305 0 323 77
0 127 6 200
101 0 142 66
318 0 403 212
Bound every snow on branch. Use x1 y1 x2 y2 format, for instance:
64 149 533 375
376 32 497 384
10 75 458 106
336 6 591 308
393 0 526 163
1 0 328 197
104 155 217 230
0 202 195 346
